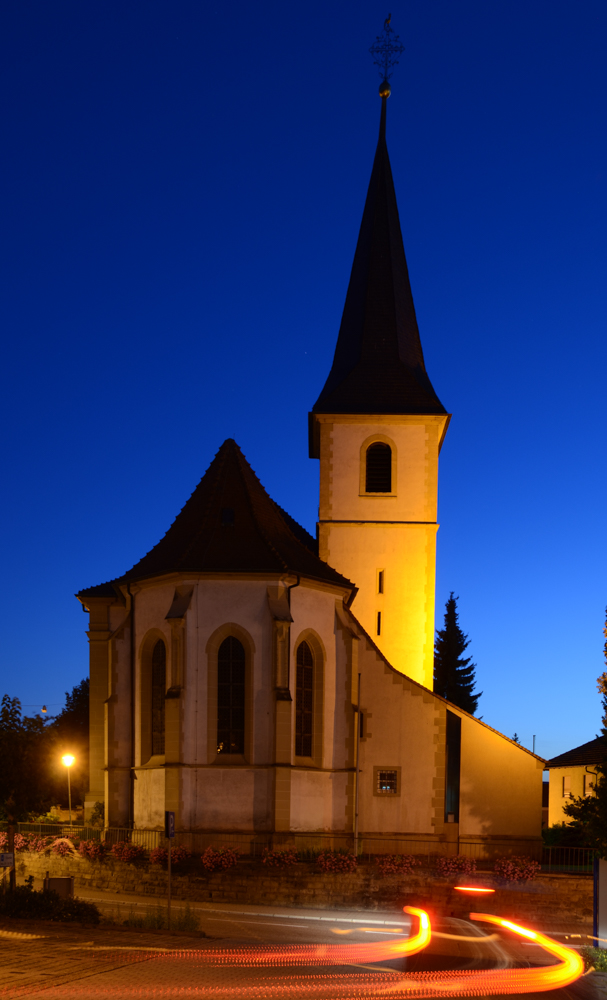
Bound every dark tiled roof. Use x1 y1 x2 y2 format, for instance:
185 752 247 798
547 736 606 768
77 439 353 598
310 99 447 428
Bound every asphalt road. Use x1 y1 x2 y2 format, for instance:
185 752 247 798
1 889 604 999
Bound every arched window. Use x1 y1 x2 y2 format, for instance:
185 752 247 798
295 641 314 757
365 442 392 492
217 636 245 754
151 639 166 756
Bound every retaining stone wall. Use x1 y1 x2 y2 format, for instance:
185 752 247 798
16 853 593 928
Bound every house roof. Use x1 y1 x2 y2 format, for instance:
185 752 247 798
310 97 447 423
547 736 606 768
77 439 354 598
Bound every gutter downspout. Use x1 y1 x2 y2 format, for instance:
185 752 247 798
126 582 135 829
285 574 301 693
354 672 361 856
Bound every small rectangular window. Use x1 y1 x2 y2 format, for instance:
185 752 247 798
377 570 384 594
359 711 364 739
377 769 398 794
563 776 571 799
376 611 381 635
584 774 593 796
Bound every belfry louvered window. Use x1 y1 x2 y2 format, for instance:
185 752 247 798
151 639 166 756
217 636 245 754
365 442 392 492
295 641 314 757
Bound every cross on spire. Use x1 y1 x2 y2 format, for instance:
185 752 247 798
369 15 405 89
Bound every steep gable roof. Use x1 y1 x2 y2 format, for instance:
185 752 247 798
311 97 447 422
78 439 353 597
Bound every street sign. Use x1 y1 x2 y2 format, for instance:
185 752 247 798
0 853 14 867
164 811 175 840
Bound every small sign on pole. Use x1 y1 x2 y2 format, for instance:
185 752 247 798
165 811 175 931
165 811 175 840
594 858 607 949
0 854 14 868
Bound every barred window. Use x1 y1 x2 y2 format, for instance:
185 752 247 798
217 636 245 754
377 769 398 794
151 639 166 756
365 443 392 492
295 641 314 757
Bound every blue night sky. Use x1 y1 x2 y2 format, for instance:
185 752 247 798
1 1 605 761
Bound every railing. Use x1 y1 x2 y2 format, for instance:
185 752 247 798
541 846 598 873
10 824 597 874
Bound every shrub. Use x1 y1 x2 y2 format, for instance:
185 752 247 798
149 847 168 866
28 836 51 853
580 946 607 973
375 854 422 878
494 856 541 882
110 842 145 863
0 832 29 851
261 848 299 868
201 846 239 872
0 883 99 924
171 845 191 864
51 838 76 857
90 801 105 828
435 854 477 878
316 850 357 874
150 845 192 866
78 839 106 861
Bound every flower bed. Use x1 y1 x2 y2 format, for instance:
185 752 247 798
110 842 145 863
435 854 476 878
374 854 421 878
201 847 239 871
316 851 357 874
261 848 299 868
149 845 191 866
78 839 106 861
494 856 541 882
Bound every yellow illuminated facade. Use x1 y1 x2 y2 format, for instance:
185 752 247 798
315 414 449 689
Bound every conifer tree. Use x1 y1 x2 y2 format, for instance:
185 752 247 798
433 593 481 714
563 605 607 851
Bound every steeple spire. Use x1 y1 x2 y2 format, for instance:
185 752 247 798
310 20 446 453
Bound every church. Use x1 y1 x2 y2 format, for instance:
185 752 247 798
77 81 543 853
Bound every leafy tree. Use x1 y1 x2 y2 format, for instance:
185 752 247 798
0 696 54 823
0 695 55 884
563 606 607 852
48 678 89 809
433 593 481 714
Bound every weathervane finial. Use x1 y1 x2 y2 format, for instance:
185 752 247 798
369 14 405 97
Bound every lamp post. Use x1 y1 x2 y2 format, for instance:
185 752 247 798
61 755 75 826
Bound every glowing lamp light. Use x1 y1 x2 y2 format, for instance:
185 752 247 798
61 754 76 826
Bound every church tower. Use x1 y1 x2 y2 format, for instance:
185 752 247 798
309 78 450 690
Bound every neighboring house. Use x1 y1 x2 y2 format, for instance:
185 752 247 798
546 737 605 826
77 88 545 850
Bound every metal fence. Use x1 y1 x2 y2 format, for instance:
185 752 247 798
10 824 597 874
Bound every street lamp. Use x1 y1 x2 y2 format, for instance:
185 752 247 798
61 755 75 826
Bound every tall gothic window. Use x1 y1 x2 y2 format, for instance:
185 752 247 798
151 639 166 756
295 641 314 757
365 442 392 492
217 636 245 754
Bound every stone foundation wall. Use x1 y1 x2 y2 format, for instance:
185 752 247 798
16 853 593 928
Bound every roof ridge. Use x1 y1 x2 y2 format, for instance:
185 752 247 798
231 444 290 573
